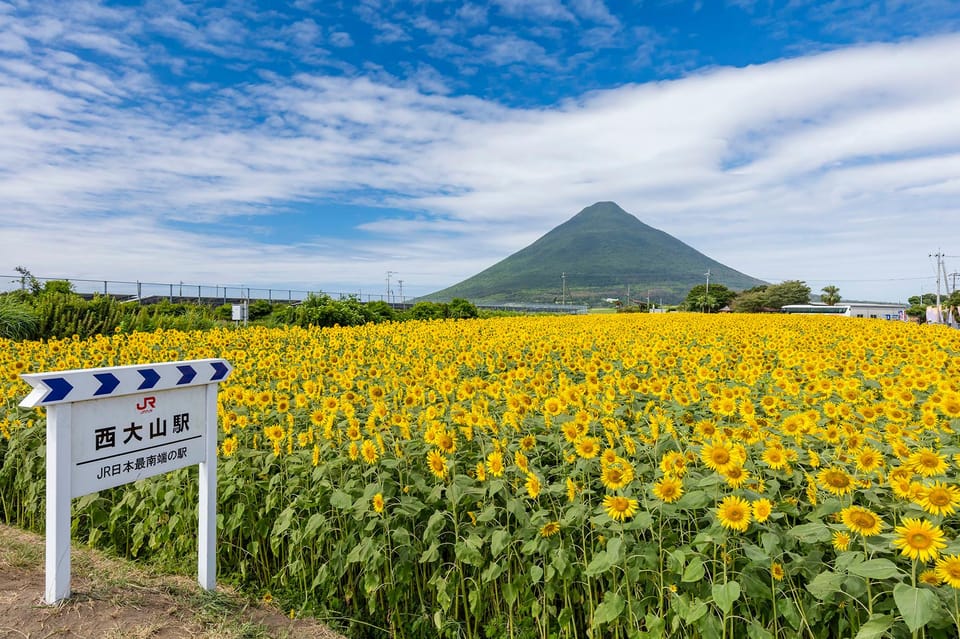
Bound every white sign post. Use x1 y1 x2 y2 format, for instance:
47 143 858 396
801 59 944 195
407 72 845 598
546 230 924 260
19 358 232 605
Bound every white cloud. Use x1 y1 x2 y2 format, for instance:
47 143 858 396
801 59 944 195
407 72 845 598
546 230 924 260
492 0 576 23
1 14 959 302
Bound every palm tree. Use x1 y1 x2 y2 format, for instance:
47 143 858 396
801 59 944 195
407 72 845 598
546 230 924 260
820 285 841 306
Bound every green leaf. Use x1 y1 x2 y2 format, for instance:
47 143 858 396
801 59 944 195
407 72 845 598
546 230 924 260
712 581 740 615
894 583 941 633
667 549 686 575
677 490 710 509
419 541 439 563
746 620 773 639
760 532 781 555
585 551 615 577
685 599 708 624
304 512 326 538
592 591 625 627
854 614 894 639
682 557 705 582
329 490 352 510
787 522 832 543
606 536 624 562
849 559 900 580
807 570 845 601
481 561 504 583
454 540 484 567
530 564 543 583
490 529 511 557
742 543 769 563
425 510 446 538
502 580 518 607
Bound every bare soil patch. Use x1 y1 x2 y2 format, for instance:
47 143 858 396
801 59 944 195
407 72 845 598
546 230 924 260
0 523 346 639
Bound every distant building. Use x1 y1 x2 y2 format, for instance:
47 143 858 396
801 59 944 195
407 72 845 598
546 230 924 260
781 302 908 320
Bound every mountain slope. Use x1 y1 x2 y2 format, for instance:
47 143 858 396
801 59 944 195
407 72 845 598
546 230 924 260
426 202 765 305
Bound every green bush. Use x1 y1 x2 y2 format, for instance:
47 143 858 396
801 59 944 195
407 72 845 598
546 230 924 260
0 295 39 340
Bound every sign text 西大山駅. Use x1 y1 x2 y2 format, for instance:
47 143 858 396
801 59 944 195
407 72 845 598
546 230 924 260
70 386 206 497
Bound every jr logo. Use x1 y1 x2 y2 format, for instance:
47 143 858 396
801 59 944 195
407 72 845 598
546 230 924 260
137 396 156 413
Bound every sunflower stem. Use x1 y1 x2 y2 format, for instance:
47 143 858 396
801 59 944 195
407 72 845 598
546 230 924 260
862 535 873 617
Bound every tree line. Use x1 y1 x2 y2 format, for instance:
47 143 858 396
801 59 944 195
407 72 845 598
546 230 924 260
678 279 960 321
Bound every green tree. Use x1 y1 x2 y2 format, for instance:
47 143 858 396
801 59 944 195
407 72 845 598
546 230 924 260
820 285 841 306
730 289 768 313
762 280 811 309
447 298 479 319
682 284 736 313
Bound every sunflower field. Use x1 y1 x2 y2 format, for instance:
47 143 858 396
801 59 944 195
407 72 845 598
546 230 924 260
3 314 960 638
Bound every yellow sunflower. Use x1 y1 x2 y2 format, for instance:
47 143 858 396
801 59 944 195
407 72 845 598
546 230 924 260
770 562 785 582
221 436 238 457
600 459 635 491
716 495 751 533
360 439 379 464
917 481 960 517
854 446 884 474
371 492 385 514
919 569 942 586
892 518 947 563
908 448 948 477
935 555 960 589
525 473 542 499
540 521 561 538
575 436 601 459
840 505 884 537
752 498 773 523
486 450 505 477
817 467 855 497
427 450 448 479
652 477 684 504
832 531 851 552
701 439 740 473
603 494 639 522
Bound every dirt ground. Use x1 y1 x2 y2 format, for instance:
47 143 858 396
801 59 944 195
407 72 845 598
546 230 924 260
0 523 347 639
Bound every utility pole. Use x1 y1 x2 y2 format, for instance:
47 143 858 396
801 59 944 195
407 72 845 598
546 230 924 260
386 271 396 303
398 280 404 303
703 269 711 313
930 251 943 323
561 272 566 305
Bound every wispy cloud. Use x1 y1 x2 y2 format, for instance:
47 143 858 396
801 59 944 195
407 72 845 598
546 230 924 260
1 3 958 301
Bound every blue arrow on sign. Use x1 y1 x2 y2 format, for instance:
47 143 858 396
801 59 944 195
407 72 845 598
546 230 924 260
93 373 120 396
42 377 74 403
211 362 229 381
177 365 197 385
137 368 161 390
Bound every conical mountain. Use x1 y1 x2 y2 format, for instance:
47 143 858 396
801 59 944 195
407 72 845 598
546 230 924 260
426 202 765 305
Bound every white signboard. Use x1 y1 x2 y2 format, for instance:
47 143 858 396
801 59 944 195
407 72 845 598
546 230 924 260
71 386 207 498
19 358 231 605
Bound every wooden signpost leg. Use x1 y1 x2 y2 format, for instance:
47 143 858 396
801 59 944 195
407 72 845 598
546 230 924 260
45 405 72 605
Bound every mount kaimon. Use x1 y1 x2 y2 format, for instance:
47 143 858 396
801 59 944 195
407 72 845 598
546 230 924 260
425 201 765 306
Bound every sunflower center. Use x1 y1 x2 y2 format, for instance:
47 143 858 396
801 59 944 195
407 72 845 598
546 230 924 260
911 533 932 549
712 449 730 465
928 490 951 506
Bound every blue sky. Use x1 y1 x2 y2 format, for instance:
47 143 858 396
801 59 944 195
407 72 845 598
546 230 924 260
2 0 960 303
